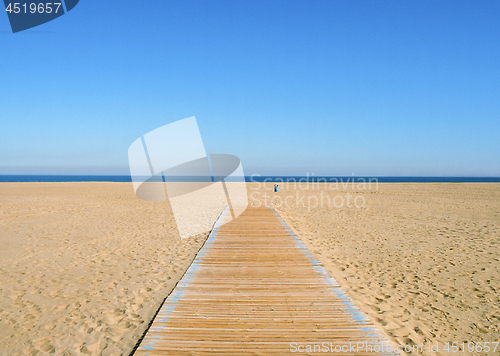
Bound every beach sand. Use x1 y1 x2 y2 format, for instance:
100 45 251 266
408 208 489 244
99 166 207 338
1 182 499 355
250 181 500 354
0 183 211 355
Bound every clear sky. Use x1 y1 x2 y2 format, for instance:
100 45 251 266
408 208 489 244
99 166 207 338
1 0 499 176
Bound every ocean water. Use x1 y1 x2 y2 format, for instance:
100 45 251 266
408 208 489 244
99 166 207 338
0 175 499 183
0 175 132 182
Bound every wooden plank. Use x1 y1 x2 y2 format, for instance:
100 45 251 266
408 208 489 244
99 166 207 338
133 206 399 355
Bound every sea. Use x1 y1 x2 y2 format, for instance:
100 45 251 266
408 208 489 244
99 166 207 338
0 175 499 183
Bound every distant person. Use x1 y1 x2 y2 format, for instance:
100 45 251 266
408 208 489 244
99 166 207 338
274 184 279 193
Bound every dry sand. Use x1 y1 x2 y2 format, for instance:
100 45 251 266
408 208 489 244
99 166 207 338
1 182 499 355
249 181 500 354
0 183 210 355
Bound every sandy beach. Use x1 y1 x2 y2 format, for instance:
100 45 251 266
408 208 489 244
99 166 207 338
0 183 209 355
251 181 500 354
0 182 499 355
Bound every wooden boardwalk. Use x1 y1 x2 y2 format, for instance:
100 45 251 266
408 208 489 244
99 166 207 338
133 206 399 355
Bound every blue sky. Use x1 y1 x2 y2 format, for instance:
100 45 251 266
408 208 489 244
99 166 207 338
1 0 499 176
